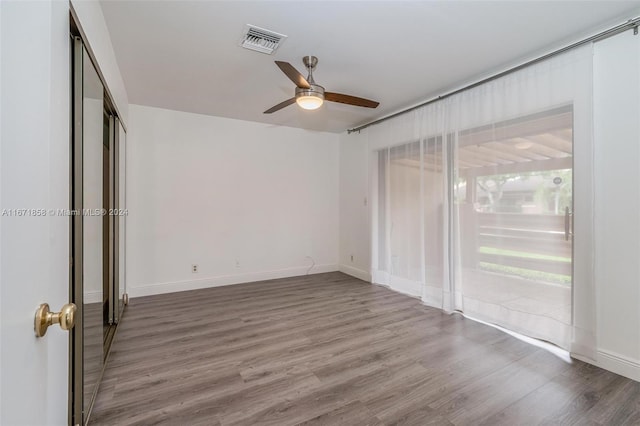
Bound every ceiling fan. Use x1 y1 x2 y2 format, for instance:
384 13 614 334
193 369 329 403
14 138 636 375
264 56 380 114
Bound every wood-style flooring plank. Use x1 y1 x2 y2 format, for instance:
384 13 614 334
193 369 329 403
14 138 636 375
89 272 640 426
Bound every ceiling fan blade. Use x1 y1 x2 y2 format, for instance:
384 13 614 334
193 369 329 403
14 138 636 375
275 61 311 89
264 98 296 114
325 92 379 108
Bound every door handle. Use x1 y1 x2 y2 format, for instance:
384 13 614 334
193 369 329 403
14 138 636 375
564 206 573 241
34 303 77 337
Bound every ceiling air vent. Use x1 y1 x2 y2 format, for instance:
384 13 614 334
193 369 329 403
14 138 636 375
240 24 287 55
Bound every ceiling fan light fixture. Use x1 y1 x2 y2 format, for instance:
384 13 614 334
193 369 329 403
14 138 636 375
296 95 324 110
295 85 325 110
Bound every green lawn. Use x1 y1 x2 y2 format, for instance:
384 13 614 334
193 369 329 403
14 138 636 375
479 262 571 285
478 246 571 285
478 246 571 263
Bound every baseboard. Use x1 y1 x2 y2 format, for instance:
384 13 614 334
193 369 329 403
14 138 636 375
596 350 640 382
573 350 640 382
128 263 339 298
339 264 371 282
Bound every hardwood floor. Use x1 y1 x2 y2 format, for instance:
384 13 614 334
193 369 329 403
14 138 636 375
90 272 640 426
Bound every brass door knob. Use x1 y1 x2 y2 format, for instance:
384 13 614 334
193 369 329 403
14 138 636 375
34 303 77 337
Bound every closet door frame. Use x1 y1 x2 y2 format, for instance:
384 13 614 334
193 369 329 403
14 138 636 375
70 14 127 424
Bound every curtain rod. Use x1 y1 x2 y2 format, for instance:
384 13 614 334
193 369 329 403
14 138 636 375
347 16 640 134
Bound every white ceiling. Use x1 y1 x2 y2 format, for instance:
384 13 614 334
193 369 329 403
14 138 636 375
100 1 640 133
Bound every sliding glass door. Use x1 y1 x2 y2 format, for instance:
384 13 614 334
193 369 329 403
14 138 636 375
375 106 575 347
454 106 573 344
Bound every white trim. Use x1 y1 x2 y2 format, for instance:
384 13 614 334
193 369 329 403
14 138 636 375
572 350 640 382
339 264 371 282
128 264 339 298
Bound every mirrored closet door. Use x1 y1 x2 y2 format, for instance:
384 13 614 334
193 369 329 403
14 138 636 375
71 32 127 426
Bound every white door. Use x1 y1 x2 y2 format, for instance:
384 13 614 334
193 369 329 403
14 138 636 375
1 1 71 425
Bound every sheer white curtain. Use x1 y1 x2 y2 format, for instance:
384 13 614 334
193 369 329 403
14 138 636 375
371 106 455 310
368 45 595 357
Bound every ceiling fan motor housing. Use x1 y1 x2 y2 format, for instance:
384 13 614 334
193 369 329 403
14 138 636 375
302 55 318 70
295 84 325 101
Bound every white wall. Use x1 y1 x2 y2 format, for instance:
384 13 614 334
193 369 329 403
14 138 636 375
338 130 371 281
338 31 640 382
592 31 640 381
0 1 69 424
126 105 340 297
71 0 129 125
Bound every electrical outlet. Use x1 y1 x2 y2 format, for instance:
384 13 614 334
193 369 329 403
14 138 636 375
235 259 240 268
350 254 354 262
192 264 198 273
